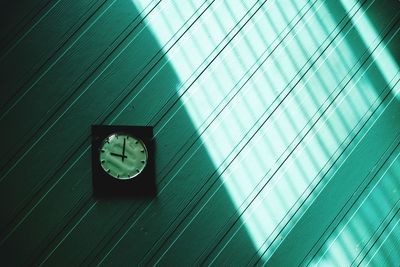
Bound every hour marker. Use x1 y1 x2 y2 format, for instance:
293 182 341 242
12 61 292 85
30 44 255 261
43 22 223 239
107 169 111 173
140 149 144 153
101 160 105 163
135 140 138 144
101 149 105 153
136 169 140 173
117 174 120 178
141 160 145 164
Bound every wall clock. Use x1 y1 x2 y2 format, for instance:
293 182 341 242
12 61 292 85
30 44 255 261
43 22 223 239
99 133 148 179
91 125 155 197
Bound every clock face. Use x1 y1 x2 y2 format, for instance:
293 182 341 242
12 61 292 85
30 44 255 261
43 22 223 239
99 133 148 180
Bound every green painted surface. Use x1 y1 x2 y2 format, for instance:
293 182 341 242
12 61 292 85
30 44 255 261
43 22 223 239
0 0 399 266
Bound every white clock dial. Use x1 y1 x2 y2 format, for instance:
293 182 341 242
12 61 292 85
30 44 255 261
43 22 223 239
99 133 148 179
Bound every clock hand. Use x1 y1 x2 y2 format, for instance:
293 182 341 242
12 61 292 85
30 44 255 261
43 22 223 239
122 138 126 162
110 152 127 159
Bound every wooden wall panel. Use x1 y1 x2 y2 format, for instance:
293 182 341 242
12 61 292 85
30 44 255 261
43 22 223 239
1 0 399 266
0 0 106 109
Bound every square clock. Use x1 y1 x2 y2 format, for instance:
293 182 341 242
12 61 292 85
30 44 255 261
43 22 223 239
91 125 156 197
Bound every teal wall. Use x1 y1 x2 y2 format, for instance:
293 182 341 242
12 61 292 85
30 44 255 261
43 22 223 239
0 0 399 266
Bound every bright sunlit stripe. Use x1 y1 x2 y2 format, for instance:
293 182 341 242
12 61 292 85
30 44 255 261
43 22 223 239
134 0 399 263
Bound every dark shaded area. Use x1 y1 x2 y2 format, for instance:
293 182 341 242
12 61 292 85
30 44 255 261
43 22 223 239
0 0 50 51
0 1 258 266
0 0 106 112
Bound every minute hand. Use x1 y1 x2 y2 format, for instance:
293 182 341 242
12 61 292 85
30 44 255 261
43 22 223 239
122 138 126 162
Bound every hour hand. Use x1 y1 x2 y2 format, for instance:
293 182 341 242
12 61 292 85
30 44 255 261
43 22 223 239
110 152 127 160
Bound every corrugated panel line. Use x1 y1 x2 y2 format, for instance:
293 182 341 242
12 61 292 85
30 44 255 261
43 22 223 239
0 0 399 266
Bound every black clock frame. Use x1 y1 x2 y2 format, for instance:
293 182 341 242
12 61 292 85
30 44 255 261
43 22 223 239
91 125 156 197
